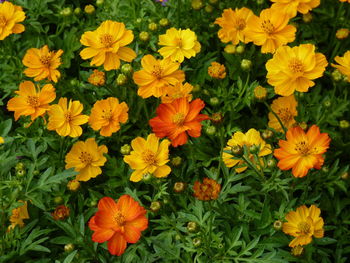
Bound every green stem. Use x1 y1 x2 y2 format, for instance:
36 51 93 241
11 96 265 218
241 154 264 178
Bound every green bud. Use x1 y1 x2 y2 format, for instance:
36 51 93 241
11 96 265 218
64 243 75 252
205 5 213 13
273 220 283 230
121 64 133 75
231 145 243 156
139 31 150 42
16 169 26 177
159 18 169 27
150 201 161 212
241 59 252 71
205 125 216 135
120 144 131 155
171 156 182 166
74 7 81 15
236 45 245 54
209 97 220 106
173 182 186 193
96 0 104 6
187 221 199 233
148 22 158 31
116 73 127 85
54 196 64 205
15 162 25 171
192 237 201 247
340 120 350 129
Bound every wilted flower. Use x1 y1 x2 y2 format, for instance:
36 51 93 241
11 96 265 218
52 205 70 220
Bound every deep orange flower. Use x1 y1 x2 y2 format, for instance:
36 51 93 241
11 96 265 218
22 45 63 83
193 178 221 201
133 55 185 98
88 97 129 137
274 125 331 178
52 205 70 220
161 82 193 104
89 195 148 256
7 81 56 122
149 97 209 147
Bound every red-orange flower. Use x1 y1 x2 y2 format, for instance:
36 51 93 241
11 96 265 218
193 178 221 201
89 195 148 256
274 125 331 178
149 97 209 147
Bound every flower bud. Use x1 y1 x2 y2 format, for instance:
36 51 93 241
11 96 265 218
120 144 131 155
148 22 158 31
52 205 70 220
54 196 64 205
116 73 127 85
262 129 273 140
205 125 216 135
150 201 161 212
241 59 252 71
341 172 349 180
321 166 329 173
209 0 218 4
64 243 75 252
67 179 80 191
192 237 202 247
89 199 97 207
15 162 25 171
336 28 349 40
340 120 350 129
249 144 259 154
323 100 331 108
210 112 223 124
224 44 236 54
205 5 213 13
173 182 186 193
74 7 81 15
136 18 142 24
331 69 343 82
84 4 95 14
209 97 219 106
192 84 201 92
257 0 264 4
203 89 210 96
273 220 283 230
236 45 245 54
267 159 276 168
139 31 150 42
191 0 203 10
231 145 242 156
298 122 308 131
175 234 181 240
302 12 312 23
96 0 104 6
291 245 304 257
16 169 26 177
121 64 133 75
33 170 40 176
171 156 182 166
143 173 152 182
187 221 199 233
159 18 169 27
254 85 267 100
61 7 72 16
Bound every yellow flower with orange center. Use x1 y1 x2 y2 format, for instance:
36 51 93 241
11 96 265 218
0 1 25 40
8 200 29 230
274 125 331 178
22 45 64 83
7 81 56 122
65 138 108 181
80 20 136 71
88 97 129 137
214 7 254 45
266 44 328 96
208 62 226 79
222 129 272 173
123 134 171 182
331 51 350 82
245 8 296 54
268 95 298 132
158 27 201 63
270 0 320 18
47 98 89 138
88 69 106 86
133 55 185 98
161 82 193 104
283 205 324 247
193 178 221 201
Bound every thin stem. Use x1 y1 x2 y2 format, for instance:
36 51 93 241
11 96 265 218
241 154 264 178
263 101 287 135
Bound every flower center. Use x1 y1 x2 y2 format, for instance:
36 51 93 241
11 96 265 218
172 112 185 126
152 65 163 79
100 34 114 48
277 108 293 122
27 96 40 107
79 151 93 164
0 15 6 27
289 58 304 74
40 55 52 67
142 150 156 165
297 221 311 234
101 109 113 121
261 20 275 34
175 37 183 48
235 19 246 31
64 112 72 122
114 212 126 226
294 141 311 155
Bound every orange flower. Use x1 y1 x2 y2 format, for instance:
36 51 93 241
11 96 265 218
88 69 105 86
208 61 226 79
52 205 70 220
0 1 25 40
7 81 56 122
245 8 296 54
65 138 108 181
133 55 185 98
214 7 254 45
9 201 29 230
80 20 136 71
336 28 349 40
331 51 350 82
88 97 129 137
270 0 320 18
266 44 328 96
193 178 221 201
22 45 63 83
161 82 193 104
268 95 298 132
274 125 331 178
47 98 89 138
149 98 209 147
89 195 148 256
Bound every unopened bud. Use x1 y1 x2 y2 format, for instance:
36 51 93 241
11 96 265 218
241 59 252 71
262 129 273 140
116 74 127 85
291 245 304 257
254 85 267 100
187 221 199 233
224 44 236 54
205 125 216 135
191 0 203 10
273 220 283 230
302 12 312 23
150 201 161 212
54 196 64 205
173 182 186 193
236 45 245 54
96 0 104 6
84 5 95 14
74 7 81 15
64 243 75 252
205 5 213 13
341 172 349 180
120 144 131 155
231 145 243 156
148 22 158 31
171 156 182 166
159 18 169 27
267 159 276 168
192 237 202 247
209 97 219 106
61 7 72 16
139 31 150 42
121 64 133 75
16 169 26 177
340 120 350 129
331 69 343 82
210 112 223 124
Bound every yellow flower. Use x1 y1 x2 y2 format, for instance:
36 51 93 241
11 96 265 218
214 7 254 45
7 81 56 122
65 138 108 181
0 136 4 144
245 8 296 54
22 45 64 83
80 20 136 71
254 85 267 100
158 28 201 63
88 97 129 136
133 54 185 98
336 28 349 39
270 0 320 18
9 201 29 230
266 44 328 96
67 179 80 191
208 62 226 79
222 129 272 173
268 95 298 132
47 98 89 138
331 51 350 82
0 1 25 40
88 69 105 86
283 205 324 247
161 82 193 104
123 134 171 182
